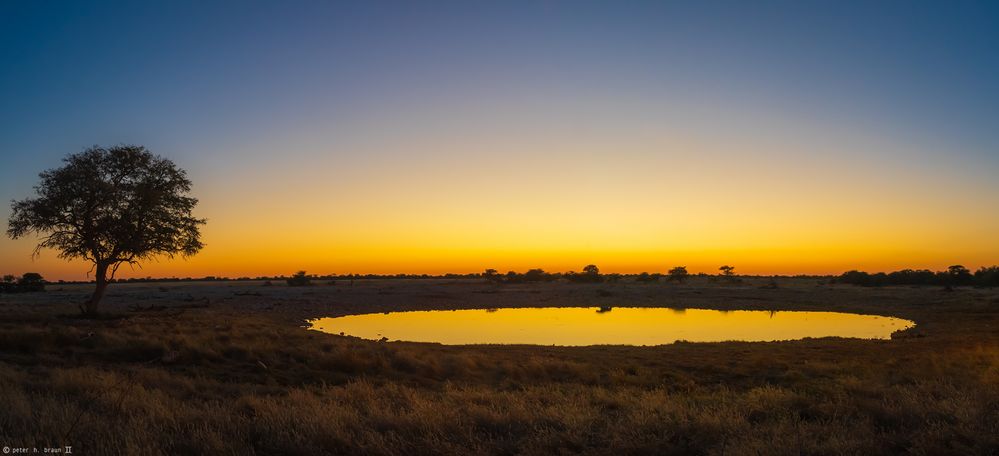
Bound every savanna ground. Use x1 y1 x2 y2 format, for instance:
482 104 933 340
1 277 998 455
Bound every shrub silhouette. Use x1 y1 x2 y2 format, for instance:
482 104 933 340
6 145 204 315
947 265 973 286
490 268 558 284
975 266 999 286
838 266 999 287
567 265 603 283
0 273 46 293
523 268 549 282
0 275 14 293
635 272 660 283
287 271 312 287
667 266 689 283
482 269 502 283
17 273 45 292
839 270 873 286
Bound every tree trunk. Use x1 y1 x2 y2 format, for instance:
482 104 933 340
83 262 110 316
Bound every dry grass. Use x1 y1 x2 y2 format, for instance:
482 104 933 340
1 278 998 454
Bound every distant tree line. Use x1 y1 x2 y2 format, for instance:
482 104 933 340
0 273 46 293
47 272 486 285
482 265 621 284
481 264 716 284
836 265 999 287
634 272 663 282
483 268 560 284
287 270 313 286
35 264 744 285
34 264 998 287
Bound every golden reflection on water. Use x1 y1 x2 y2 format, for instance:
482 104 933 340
309 307 914 346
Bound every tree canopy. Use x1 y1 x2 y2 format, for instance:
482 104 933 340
6 145 205 314
668 266 689 282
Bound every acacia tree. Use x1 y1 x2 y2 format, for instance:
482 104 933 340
668 266 689 283
7 145 205 315
946 265 972 286
482 268 501 283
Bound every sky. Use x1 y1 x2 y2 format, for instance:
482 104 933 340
2 0 998 280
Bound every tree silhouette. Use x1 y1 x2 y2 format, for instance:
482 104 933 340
6 145 204 315
719 265 735 277
838 266 999 287
581 264 602 282
668 266 689 283
0 274 15 293
975 266 999 286
635 272 660 283
17 272 45 292
838 270 872 286
483 268 501 283
567 264 603 283
287 271 312 286
947 265 972 286
523 268 548 282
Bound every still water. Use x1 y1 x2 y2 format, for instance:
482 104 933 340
309 307 914 346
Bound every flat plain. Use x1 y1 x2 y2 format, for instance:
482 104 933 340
1 277 997 455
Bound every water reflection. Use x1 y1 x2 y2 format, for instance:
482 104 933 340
309 307 914 346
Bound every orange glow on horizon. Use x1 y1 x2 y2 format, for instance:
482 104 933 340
2 110 997 281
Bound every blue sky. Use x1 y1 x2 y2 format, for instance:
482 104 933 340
2 1 998 278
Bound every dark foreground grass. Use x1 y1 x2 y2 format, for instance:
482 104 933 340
1 278 998 455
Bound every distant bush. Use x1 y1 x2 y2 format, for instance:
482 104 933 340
634 272 661 283
484 268 557 284
0 273 46 293
947 265 973 286
667 266 688 283
483 269 503 283
18 272 45 292
1 275 14 292
975 266 999 287
566 265 602 283
523 268 551 282
286 271 312 287
837 265 998 287
0 275 14 293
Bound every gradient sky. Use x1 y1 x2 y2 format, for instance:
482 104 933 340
2 0 998 280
